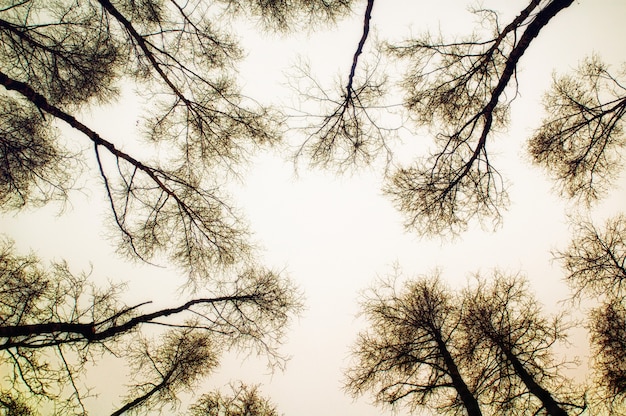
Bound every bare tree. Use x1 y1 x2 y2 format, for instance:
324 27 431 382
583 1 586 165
345 269 589 416
556 215 626 411
0 0 351 413
187 382 280 416
298 0 625 237
0 392 34 416
292 0 398 172
0 237 302 414
220 0 352 32
111 329 219 416
0 0 352 281
529 56 626 204
461 272 584 416
556 214 626 299
344 272 483 416
383 0 576 236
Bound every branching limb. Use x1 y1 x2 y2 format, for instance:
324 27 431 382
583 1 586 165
0 69 251 279
529 55 626 203
293 0 398 171
385 0 575 237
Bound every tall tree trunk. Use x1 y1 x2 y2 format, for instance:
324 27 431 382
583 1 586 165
503 348 568 416
435 335 483 416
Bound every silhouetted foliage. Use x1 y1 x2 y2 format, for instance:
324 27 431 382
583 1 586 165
111 329 220 416
0 0 349 413
223 0 352 31
299 0 624 238
0 393 34 416
0 0 351 280
344 272 482 415
298 0 600 236
557 215 626 411
346 269 586 416
384 0 578 236
187 382 280 416
557 215 626 299
589 301 626 411
292 0 398 172
461 273 584 415
0 97 76 209
0 238 302 413
529 56 626 204
293 58 392 172
1 0 266 278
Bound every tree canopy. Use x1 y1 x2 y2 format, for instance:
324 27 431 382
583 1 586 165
1 0 625 415
0 0 341 413
299 0 625 237
345 270 586 415
0 237 302 414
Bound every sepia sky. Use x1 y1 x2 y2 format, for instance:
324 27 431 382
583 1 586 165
2 0 626 415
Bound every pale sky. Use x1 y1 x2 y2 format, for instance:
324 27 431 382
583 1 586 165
2 0 626 415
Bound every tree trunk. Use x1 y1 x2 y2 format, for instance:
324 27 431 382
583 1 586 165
503 348 568 416
435 335 483 416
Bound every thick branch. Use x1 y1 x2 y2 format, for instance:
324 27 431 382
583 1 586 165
434 334 482 416
0 70 217 258
0 322 96 341
96 0 189 105
0 71 160 186
346 0 374 97
0 295 255 344
459 0 575 186
501 346 568 416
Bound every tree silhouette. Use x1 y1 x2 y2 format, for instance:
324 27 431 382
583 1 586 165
0 238 302 413
529 56 626 204
557 214 626 299
0 0 350 412
292 0 398 172
0 0 350 281
3 0 625 414
345 272 482 416
0 0 269 278
461 272 584 415
589 301 626 412
345 270 586 415
557 215 626 411
187 382 280 416
300 0 625 237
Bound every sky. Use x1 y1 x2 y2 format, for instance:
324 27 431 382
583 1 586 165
2 0 626 415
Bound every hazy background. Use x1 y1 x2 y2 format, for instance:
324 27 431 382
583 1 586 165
2 0 626 414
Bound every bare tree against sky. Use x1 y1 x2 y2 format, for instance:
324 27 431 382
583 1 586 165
589 301 626 413
0 0 353 281
110 329 219 416
293 0 398 172
0 237 302 413
0 0 352 413
2 0 626 414
461 272 584 416
529 56 626 204
383 0 575 236
346 269 590 415
296 0 625 237
344 272 483 416
556 215 626 411
187 382 280 416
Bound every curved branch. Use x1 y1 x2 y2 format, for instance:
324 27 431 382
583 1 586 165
0 295 256 344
